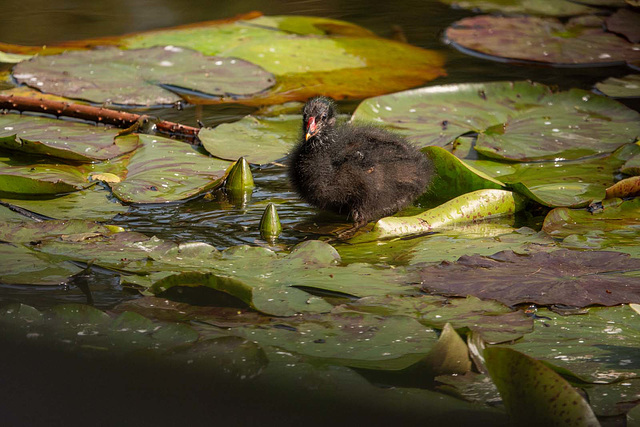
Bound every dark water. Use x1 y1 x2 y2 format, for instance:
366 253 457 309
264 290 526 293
0 2 637 303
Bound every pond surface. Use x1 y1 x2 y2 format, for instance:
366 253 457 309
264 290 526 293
1 0 636 310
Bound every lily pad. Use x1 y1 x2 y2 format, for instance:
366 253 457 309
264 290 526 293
0 186 129 221
230 311 439 370
417 249 640 307
437 0 597 16
484 347 599 426
0 219 119 243
74 15 445 105
0 154 91 195
623 151 640 175
199 115 298 165
344 294 533 344
445 15 640 66
510 305 640 383
13 46 276 106
110 135 231 203
606 176 640 198
595 74 640 98
0 114 139 161
353 81 640 161
605 8 640 43
0 242 82 285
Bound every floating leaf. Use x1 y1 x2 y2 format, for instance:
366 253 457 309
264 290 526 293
623 151 640 175
353 81 640 161
0 114 139 161
606 176 640 198
0 186 129 221
0 219 117 243
605 8 640 43
510 305 640 383
438 0 597 16
110 135 231 203
13 46 276 106
0 155 91 195
345 294 533 344
200 115 298 165
230 311 439 370
484 347 599 426
595 74 640 98
0 242 82 285
445 15 640 66
418 249 640 307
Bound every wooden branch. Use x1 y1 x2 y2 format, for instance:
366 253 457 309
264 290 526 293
0 94 201 144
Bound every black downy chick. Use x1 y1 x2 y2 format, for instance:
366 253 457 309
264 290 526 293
289 96 432 230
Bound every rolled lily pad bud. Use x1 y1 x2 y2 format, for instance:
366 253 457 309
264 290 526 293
260 203 282 239
225 157 254 192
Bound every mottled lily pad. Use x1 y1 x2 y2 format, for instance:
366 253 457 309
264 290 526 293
0 219 119 243
110 135 231 203
418 249 640 307
445 15 640 66
596 74 640 98
484 347 599 426
438 0 597 16
353 81 640 161
605 8 640 43
199 115 298 165
13 46 276 106
0 114 139 161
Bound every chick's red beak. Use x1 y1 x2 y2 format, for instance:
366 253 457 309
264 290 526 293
305 117 317 141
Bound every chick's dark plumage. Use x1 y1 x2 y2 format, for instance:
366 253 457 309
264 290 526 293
289 96 432 226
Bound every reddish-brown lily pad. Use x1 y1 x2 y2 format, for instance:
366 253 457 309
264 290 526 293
12 46 275 106
438 0 597 16
445 15 640 67
417 249 640 307
605 8 640 43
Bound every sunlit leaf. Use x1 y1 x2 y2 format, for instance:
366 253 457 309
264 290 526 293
595 74 640 98
13 46 276 106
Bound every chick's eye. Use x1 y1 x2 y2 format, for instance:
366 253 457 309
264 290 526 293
321 113 327 120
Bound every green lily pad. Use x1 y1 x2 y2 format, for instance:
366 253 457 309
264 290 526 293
0 114 139 161
0 186 129 221
120 15 445 104
0 155 91 195
0 242 82 285
344 294 533 344
13 46 276 106
0 219 119 243
418 249 640 307
110 135 231 203
493 143 640 208
484 347 599 426
606 8 640 43
622 151 640 175
229 311 439 370
438 0 597 16
596 74 640 98
510 305 640 383
353 81 640 161
445 15 640 66
200 115 298 165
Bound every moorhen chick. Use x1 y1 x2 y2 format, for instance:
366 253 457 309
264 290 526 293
289 96 432 231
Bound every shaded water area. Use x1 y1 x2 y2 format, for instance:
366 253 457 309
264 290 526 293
1 1 639 426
